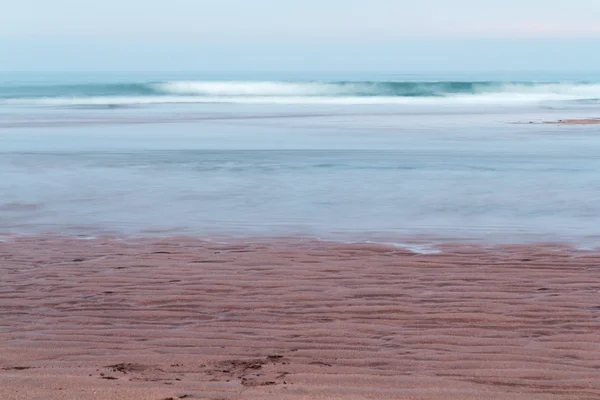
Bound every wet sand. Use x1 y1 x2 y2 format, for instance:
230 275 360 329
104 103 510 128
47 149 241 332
545 119 600 125
2 236 600 400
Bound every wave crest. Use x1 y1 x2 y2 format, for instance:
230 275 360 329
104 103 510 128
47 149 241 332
3 80 600 107
152 81 367 96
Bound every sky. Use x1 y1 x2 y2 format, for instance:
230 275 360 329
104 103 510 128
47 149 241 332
2 0 600 71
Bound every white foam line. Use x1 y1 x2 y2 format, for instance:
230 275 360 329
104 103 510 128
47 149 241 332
364 241 442 254
3 93 599 107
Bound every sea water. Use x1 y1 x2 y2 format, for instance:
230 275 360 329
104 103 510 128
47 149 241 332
1 71 600 244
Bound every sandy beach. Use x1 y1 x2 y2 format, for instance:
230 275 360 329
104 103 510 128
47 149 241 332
2 236 600 400
545 119 600 125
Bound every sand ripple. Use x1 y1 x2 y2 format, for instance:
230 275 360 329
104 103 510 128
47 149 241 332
1 237 600 399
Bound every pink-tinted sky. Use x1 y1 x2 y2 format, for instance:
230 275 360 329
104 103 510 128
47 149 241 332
4 0 600 39
2 0 600 71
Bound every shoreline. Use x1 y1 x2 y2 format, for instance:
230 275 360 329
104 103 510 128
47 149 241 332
513 118 600 125
1 230 596 251
2 235 600 399
545 118 600 125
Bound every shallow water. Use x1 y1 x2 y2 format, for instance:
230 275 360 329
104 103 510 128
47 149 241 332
1 72 600 244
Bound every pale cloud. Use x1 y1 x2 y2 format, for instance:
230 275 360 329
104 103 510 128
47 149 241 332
443 22 600 37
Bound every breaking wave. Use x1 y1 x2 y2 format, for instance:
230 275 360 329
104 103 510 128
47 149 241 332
2 80 600 106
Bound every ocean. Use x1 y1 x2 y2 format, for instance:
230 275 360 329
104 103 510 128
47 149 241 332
1 71 600 245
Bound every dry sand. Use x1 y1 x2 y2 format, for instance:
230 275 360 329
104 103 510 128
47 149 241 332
2 236 600 400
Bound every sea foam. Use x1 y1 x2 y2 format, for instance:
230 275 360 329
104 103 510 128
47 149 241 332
2 80 600 107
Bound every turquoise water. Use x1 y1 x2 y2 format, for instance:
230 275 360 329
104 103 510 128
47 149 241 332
2 71 600 106
1 72 600 244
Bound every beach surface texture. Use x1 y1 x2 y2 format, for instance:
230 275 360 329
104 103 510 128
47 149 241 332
2 237 600 400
